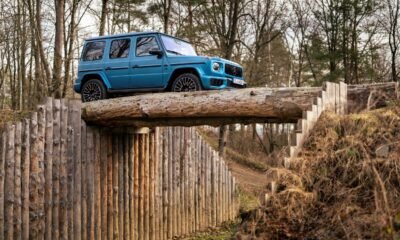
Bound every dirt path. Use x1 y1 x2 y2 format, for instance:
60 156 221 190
225 159 268 195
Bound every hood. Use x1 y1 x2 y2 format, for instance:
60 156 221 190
206 56 242 67
167 55 242 68
166 55 209 65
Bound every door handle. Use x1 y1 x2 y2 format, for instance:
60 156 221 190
132 65 139 68
105 67 111 70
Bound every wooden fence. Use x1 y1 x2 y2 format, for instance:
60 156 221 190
0 98 238 240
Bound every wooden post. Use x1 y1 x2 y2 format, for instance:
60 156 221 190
81 123 87 240
66 101 75 239
187 128 193 234
144 134 150 240
195 132 200 230
339 81 347 114
200 139 206 229
149 132 155 240
0 130 6 238
29 112 39 239
171 127 180 236
184 127 189 235
59 100 68 239
138 134 144 240
87 127 95 240
133 135 139 240
100 130 108 240
5 124 15 240
38 105 46 239
51 100 60 240
14 122 22 240
162 128 168 240
207 145 212 227
106 133 113 240
177 128 183 236
129 134 135 240
94 129 101 240
71 100 82 240
118 135 124 239
112 134 119 239
44 98 53 240
21 118 30 240
168 128 173 238
154 128 163 240
123 134 130 240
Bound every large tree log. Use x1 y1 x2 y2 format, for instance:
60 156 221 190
347 82 399 113
82 87 321 127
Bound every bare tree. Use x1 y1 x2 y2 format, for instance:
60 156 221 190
383 0 400 82
51 0 65 97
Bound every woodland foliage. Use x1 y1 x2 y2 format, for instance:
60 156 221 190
0 0 399 110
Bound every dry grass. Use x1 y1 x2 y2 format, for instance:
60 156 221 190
235 105 400 239
0 109 31 130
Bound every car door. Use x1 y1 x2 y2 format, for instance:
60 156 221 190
103 37 133 89
130 35 164 89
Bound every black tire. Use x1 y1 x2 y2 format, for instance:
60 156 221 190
81 79 108 102
171 73 202 92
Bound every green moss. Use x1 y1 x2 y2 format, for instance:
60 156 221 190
185 231 233 240
184 221 239 240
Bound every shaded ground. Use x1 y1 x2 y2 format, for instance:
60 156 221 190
197 129 270 198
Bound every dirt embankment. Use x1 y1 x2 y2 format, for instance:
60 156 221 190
235 105 400 239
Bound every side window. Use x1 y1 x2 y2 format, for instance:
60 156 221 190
136 36 160 56
82 41 106 61
109 39 131 59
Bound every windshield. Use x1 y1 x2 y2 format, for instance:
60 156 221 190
161 35 197 56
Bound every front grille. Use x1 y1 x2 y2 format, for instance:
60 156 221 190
225 64 243 77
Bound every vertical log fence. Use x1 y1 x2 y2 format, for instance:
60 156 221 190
0 98 239 240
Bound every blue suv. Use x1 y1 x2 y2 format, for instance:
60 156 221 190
74 32 246 102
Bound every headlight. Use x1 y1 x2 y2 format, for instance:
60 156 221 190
212 62 221 71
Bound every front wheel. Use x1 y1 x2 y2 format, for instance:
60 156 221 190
171 73 202 92
81 79 108 102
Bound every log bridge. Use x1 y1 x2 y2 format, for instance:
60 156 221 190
82 82 398 128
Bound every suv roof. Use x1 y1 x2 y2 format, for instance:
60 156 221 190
86 31 190 43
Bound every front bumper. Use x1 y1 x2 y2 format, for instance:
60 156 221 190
201 75 246 89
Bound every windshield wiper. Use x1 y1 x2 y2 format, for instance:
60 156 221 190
166 50 183 55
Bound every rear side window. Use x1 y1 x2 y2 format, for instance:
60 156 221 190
136 36 159 56
109 39 131 59
82 41 106 61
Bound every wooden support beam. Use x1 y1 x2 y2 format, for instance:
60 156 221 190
82 87 321 127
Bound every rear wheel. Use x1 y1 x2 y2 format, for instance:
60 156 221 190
81 79 108 102
171 73 202 92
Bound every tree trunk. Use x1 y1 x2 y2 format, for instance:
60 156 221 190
62 0 78 97
81 87 321 127
163 0 172 34
99 0 109 35
51 0 65 98
218 126 227 157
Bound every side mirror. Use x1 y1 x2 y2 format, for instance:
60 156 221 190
149 48 163 57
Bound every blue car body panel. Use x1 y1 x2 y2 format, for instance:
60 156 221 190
74 32 246 93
